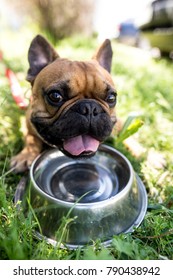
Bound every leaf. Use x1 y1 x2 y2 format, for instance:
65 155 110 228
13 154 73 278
118 112 140 136
82 247 114 260
117 117 143 143
112 238 134 257
96 247 115 260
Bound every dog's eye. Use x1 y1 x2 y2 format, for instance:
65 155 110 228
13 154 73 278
106 92 117 106
47 91 63 104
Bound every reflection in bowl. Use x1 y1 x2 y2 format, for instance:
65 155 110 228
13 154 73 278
15 145 147 248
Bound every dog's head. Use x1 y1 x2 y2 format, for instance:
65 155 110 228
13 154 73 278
27 35 117 157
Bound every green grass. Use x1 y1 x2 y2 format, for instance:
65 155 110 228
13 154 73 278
0 31 173 260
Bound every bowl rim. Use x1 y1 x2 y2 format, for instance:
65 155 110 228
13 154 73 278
29 144 135 208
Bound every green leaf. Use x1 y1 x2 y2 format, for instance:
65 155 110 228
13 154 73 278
112 238 134 257
82 247 114 260
117 115 144 143
118 112 140 136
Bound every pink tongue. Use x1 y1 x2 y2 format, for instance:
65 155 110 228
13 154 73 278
63 135 100 156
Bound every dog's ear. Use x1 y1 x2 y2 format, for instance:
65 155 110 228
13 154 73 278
27 35 59 83
92 39 113 73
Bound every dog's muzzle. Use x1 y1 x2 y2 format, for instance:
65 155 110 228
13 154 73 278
31 100 114 157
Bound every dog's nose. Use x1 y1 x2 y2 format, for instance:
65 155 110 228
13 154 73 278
77 101 102 117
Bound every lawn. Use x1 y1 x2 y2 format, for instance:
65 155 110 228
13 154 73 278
0 31 173 260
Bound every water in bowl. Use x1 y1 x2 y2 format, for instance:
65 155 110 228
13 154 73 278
33 150 129 204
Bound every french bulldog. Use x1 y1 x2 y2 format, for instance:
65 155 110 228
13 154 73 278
11 35 117 172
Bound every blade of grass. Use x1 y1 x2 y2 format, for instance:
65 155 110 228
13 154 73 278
117 115 144 144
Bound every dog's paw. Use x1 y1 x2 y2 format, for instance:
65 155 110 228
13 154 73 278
10 150 39 173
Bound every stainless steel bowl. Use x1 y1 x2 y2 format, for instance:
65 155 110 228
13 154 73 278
15 144 147 248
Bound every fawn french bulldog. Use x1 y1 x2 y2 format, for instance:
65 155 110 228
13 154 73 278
11 35 117 172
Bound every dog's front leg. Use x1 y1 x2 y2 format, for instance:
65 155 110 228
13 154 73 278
10 132 43 173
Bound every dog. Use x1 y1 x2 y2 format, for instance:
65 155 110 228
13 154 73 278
10 35 117 172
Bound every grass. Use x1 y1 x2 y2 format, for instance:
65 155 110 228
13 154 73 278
0 30 173 260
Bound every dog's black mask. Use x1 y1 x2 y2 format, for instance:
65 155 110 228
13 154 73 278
31 100 115 157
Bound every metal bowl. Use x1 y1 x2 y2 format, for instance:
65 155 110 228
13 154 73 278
15 144 147 248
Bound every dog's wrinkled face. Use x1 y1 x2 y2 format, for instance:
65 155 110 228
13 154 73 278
27 35 117 157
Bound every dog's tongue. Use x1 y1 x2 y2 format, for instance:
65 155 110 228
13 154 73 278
63 135 100 156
